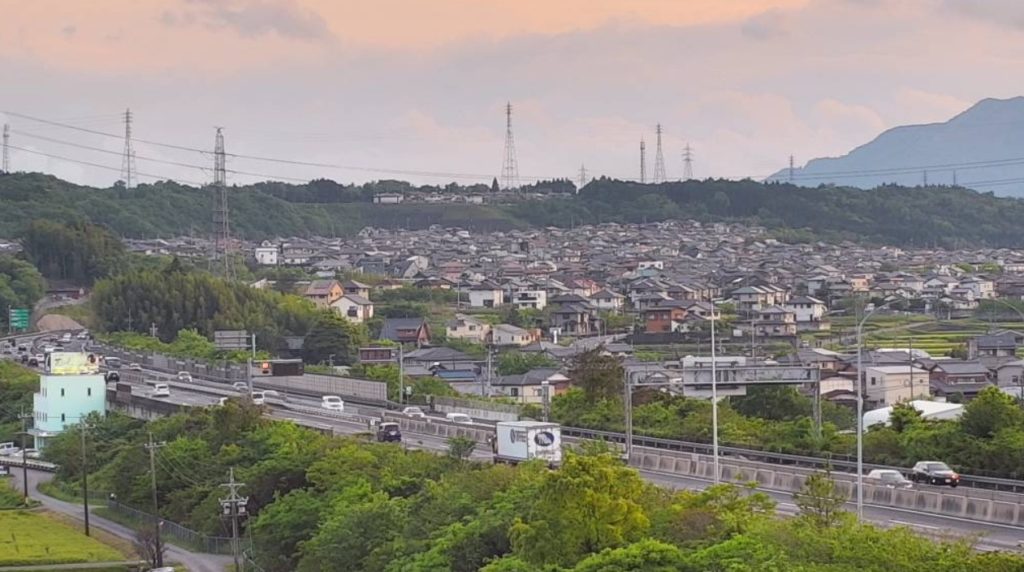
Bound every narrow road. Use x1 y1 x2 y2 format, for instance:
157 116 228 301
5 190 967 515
10 469 232 572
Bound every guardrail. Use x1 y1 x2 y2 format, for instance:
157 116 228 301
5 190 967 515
0 456 58 472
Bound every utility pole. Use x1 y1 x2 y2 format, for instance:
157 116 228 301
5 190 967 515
127 307 133 332
500 102 520 190
120 109 135 188
541 380 550 421
682 143 694 181
145 433 166 568
18 409 31 500
80 423 91 536
484 346 492 398
220 468 248 572
149 322 158 338
653 124 667 183
397 346 405 404
640 138 646 184
2 123 9 173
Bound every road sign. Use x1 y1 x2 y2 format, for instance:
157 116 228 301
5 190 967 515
214 330 249 350
8 308 29 330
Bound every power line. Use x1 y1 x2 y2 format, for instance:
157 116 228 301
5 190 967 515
4 144 206 186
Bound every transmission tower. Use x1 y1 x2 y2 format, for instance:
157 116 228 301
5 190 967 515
500 102 520 190
682 143 694 180
578 164 587 192
212 128 232 278
788 155 794 182
2 124 9 173
653 124 667 183
640 138 646 183
120 108 136 188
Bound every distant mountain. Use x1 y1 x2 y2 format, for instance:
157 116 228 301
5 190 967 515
767 97 1024 196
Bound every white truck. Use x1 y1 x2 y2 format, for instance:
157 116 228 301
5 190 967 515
491 421 562 467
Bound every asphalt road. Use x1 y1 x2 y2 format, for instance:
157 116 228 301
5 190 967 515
9 469 231 572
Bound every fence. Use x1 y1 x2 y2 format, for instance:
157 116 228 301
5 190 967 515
106 500 245 555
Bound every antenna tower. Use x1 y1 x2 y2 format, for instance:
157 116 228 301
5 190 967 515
2 124 9 173
640 138 646 183
120 109 136 188
653 124 667 183
500 102 520 190
578 164 588 192
682 143 694 180
212 128 232 278
788 154 794 182
952 170 958 186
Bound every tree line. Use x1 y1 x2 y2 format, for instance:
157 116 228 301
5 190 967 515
0 255 45 330
38 404 1022 572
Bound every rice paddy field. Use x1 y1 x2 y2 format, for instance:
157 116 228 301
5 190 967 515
823 316 1024 357
0 510 123 566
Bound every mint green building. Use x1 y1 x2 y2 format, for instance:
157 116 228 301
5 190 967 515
30 354 106 449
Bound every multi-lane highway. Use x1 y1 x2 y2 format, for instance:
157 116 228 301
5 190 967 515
5 332 1024 553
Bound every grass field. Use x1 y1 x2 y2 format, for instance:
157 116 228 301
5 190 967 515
0 510 122 566
859 319 1024 357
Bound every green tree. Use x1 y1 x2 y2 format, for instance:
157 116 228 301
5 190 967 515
447 436 477 462
251 489 328 572
497 351 557 375
0 255 45 330
793 467 848 528
960 386 1024 438
888 402 922 433
729 386 810 421
569 348 624 402
20 219 126 283
303 311 367 365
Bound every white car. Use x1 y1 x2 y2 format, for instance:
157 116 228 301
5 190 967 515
151 383 171 397
322 395 344 411
176 372 193 383
401 406 426 418
445 413 473 424
217 397 229 406
76 332 89 340
232 382 249 392
128 363 143 371
0 442 20 457
250 391 266 405
866 469 913 489
61 333 72 343
23 448 40 459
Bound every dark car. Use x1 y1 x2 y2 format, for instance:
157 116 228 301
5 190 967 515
375 422 402 443
27 356 38 367
910 461 960 487
104 371 120 383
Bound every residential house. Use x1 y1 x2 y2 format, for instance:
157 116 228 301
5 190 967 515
509 289 547 311
783 296 830 332
590 289 625 313
928 360 993 400
331 294 374 324
342 280 372 299
304 280 343 309
754 306 797 337
469 281 505 308
862 365 930 407
380 318 432 347
993 360 1024 388
967 332 1021 359
491 368 570 404
446 314 491 344
548 294 600 336
643 301 688 334
253 241 280 266
490 324 535 347
960 277 995 300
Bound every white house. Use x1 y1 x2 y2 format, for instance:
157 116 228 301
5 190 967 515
863 365 930 407
490 324 534 347
469 282 505 308
254 241 280 266
446 314 490 343
510 289 547 311
331 294 374 324
590 289 625 313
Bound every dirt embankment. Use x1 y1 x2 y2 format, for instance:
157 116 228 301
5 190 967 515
35 314 84 332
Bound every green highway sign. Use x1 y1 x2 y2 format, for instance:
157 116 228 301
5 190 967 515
8 308 29 330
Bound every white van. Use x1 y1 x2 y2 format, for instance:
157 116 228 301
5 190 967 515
446 413 473 424
151 384 171 397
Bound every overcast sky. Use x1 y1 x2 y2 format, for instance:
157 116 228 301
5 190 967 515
2 0 1024 188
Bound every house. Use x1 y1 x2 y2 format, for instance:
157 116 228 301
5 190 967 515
862 365 930 407
730 285 788 313
304 280 344 309
590 289 626 313
754 306 797 337
469 281 505 308
331 294 374 324
446 314 491 344
927 360 993 400
380 318 432 347
967 332 1021 359
548 294 600 336
783 296 830 332
342 280 372 299
373 193 404 204
491 368 571 404
31 352 106 450
490 324 535 347
994 359 1024 388
509 289 547 311
254 241 280 266
642 301 688 334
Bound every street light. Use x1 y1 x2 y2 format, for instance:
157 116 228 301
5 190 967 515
855 296 904 520
711 309 719 484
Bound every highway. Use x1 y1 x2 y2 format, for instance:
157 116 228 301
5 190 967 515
6 332 1024 553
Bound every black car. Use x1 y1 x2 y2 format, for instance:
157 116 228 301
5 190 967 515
27 357 38 367
104 371 120 383
910 461 960 487
375 422 402 443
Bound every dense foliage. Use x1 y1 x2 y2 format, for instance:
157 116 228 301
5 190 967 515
0 361 38 443
0 255 45 329
102 329 269 364
91 263 318 352
20 219 126 283
42 407 1023 571
8 172 1024 246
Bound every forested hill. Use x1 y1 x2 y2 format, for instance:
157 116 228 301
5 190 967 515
4 172 1024 247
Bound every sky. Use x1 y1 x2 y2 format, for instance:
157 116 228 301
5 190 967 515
2 0 1024 188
